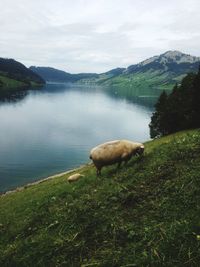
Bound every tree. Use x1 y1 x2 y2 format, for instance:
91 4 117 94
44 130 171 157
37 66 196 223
149 69 200 138
149 90 168 138
192 65 200 127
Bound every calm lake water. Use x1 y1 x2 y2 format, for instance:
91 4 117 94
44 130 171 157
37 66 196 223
0 83 154 192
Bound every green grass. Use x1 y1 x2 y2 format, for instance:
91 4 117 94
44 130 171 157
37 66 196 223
101 70 177 91
0 72 44 93
0 75 27 89
1 129 200 266
77 70 186 94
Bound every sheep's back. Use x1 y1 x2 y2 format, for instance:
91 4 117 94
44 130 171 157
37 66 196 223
90 140 129 162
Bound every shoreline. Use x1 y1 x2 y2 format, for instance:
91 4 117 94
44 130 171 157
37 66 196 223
1 163 91 197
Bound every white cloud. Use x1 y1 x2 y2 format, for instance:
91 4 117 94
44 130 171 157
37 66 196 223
0 0 200 72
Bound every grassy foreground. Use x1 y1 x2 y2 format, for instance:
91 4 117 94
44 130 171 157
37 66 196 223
1 129 200 266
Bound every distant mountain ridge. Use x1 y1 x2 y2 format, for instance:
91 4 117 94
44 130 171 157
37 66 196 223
29 66 127 83
30 66 99 83
30 51 200 91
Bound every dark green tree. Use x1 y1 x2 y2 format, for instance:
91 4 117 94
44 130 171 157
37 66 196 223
149 68 200 138
149 90 168 138
192 65 200 127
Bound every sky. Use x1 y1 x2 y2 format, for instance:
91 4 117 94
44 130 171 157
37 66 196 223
0 0 200 73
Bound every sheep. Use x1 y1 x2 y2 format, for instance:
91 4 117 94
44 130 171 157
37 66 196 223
67 173 84 183
89 140 144 176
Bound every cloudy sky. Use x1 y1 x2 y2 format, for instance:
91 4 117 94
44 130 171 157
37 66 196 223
0 0 200 73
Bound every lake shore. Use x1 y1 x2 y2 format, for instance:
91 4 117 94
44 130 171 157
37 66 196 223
1 163 91 197
0 84 151 192
1 129 200 266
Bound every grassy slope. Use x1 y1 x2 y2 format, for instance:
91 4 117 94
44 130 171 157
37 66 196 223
1 129 200 266
100 70 178 91
0 73 44 92
0 75 27 89
77 70 183 92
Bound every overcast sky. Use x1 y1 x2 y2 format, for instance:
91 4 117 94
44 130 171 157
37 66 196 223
0 0 200 73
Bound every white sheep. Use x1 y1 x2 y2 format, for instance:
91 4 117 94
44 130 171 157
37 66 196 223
90 140 144 175
67 173 84 183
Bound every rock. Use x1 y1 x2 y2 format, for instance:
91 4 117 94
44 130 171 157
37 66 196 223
67 173 84 183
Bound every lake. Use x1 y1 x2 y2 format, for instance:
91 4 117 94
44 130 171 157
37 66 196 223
0 83 154 192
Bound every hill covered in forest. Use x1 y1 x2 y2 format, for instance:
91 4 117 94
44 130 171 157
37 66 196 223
0 58 45 93
29 66 99 83
150 67 200 137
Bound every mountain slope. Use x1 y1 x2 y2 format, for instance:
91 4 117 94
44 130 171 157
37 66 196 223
1 129 200 266
29 66 75 82
100 51 200 91
125 50 200 74
0 58 45 91
30 66 99 83
29 66 124 84
30 51 200 93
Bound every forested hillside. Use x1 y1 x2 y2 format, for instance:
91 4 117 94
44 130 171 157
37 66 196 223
150 67 200 138
0 58 45 91
30 66 99 83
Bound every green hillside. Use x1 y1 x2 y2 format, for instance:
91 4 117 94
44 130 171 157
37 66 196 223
100 70 175 91
78 68 192 93
0 58 45 96
1 129 200 266
30 66 99 83
30 51 200 96
0 74 28 89
77 51 200 95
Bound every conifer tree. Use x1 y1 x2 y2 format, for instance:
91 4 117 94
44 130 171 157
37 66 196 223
149 90 168 138
149 68 200 138
193 65 200 127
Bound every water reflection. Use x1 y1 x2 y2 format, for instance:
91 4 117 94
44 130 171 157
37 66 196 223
0 83 154 192
0 88 29 103
103 86 161 107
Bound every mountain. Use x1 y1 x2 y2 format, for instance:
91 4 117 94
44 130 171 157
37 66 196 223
125 50 200 74
29 66 75 82
104 67 126 75
30 66 99 83
30 51 200 93
73 67 127 85
29 66 125 83
0 58 45 91
98 51 200 91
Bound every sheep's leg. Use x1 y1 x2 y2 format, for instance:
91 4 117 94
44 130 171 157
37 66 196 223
96 167 101 176
123 155 132 167
117 161 122 168
124 159 128 166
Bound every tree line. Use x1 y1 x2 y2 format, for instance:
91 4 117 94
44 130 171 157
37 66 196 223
150 67 200 138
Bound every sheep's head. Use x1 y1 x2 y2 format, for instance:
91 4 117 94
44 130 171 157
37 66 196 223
136 145 144 156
